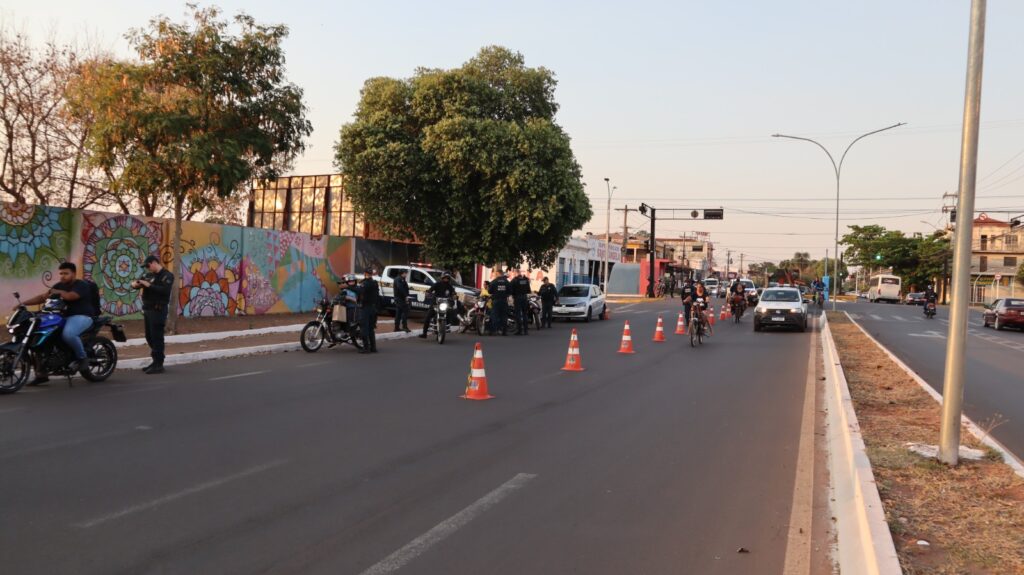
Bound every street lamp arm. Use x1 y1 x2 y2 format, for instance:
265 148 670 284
772 134 839 178
837 122 906 177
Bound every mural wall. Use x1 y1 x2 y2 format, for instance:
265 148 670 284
0 201 359 318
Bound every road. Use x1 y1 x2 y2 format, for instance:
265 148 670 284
0 299 828 574
839 300 1024 460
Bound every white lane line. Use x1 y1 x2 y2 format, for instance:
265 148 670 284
359 473 537 575
298 361 331 368
892 315 907 322
209 370 268 381
0 407 26 415
101 385 168 398
75 459 288 528
869 314 884 321
2 427 150 460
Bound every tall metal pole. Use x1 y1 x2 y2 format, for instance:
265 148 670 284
940 0 987 466
648 208 657 297
603 178 613 290
774 122 905 310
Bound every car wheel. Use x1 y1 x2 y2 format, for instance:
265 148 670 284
798 318 807 332
995 316 1003 331
753 320 761 332
600 304 607 320
585 307 592 323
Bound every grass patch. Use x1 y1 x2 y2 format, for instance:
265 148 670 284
826 311 1024 574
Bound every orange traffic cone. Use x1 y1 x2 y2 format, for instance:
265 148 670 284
652 316 666 342
461 343 494 400
708 306 716 326
719 306 727 321
675 312 687 335
618 321 636 354
602 306 611 320
562 329 585 371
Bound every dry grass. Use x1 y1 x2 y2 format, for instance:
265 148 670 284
827 311 1024 575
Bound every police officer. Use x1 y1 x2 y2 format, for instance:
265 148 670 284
131 255 174 374
679 276 696 326
538 277 557 328
393 269 411 333
489 269 511 336
358 269 379 353
511 269 532 335
419 273 458 338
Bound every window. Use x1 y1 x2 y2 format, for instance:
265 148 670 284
410 270 429 284
980 256 988 272
691 245 703 252
387 268 402 279
981 234 988 250
1005 257 1018 267
251 174 367 237
559 286 589 297
1006 235 1019 248
881 277 899 285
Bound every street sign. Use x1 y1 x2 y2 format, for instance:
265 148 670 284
994 274 1002 281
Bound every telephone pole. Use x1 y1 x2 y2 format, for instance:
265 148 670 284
616 205 639 263
739 253 744 277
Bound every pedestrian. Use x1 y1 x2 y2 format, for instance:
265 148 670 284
393 269 411 332
131 255 174 374
357 269 379 353
17 262 99 383
538 277 557 328
680 276 695 327
511 269 532 335
489 269 511 336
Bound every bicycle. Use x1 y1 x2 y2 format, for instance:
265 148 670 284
689 299 712 347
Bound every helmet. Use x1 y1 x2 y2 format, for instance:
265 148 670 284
343 274 357 283
442 273 452 280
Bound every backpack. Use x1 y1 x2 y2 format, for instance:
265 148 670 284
85 279 102 317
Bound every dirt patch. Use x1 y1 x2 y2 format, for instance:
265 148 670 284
827 311 1024 574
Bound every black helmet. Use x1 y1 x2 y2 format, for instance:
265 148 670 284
343 273 357 283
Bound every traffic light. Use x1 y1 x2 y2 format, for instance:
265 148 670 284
875 253 882 261
703 209 724 220
950 208 956 223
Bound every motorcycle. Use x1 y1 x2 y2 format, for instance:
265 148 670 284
461 296 489 335
299 294 363 352
924 301 937 319
526 294 542 330
424 297 455 344
1 292 125 394
730 294 745 323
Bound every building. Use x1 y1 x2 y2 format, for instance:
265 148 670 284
970 213 1023 302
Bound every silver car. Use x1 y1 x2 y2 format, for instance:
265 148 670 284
552 284 607 322
753 287 808 332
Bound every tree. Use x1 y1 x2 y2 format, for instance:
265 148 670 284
335 46 592 269
67 5 311 330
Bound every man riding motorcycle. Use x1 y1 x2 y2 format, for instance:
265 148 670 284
419 273 458 338
923 284 938 316
728 280 746 317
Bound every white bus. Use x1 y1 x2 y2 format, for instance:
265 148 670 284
868 274 901 303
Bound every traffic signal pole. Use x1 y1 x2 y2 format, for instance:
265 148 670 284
940 0 986 466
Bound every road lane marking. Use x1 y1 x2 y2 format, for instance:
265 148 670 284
2 426 152 460
892 315 907 322
782 318 818 575
298 361 331 368
75 459 288 528
359 473 537 575
869 314 884 320
209 370 268 381
100 385 168 398
0 407 26 415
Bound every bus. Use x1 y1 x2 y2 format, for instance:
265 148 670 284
868 274 901 303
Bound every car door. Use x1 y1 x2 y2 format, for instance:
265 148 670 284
592 285 605 311
986 299 1001 324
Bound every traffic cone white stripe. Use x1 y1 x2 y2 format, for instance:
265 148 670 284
471 369 487 378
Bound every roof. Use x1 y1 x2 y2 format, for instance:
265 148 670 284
973 213 1009 226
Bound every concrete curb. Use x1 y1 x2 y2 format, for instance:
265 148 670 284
821 314 902 575
119 330 421 370
843 311 1024 479
116 323 304 348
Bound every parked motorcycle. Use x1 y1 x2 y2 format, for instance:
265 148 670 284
299 294 363 352
461 297 489 335
924 301 937 319
1 292 125 394
424 297 455 344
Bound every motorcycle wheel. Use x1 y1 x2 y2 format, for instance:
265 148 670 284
300 322 326 352
475 314 486 335
0 350 30 394
534 311 541 330
81 336 117 382
690 322 697 348
436 320 446 344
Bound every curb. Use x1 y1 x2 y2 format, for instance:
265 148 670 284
821 314 902 575
116 323 304 348
843 311 1024 479
119 330 421 370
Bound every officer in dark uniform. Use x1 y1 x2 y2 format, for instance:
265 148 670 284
488 269 511 336
511 269 532 335
679 276 695 327
131 255 174 374
393 269 411 332
419 273 458 338
538 277 558 328
358 269 379 353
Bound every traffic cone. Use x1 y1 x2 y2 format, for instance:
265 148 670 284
461 343 494 400
602 307 611 320
562 329 585 371
674 312 687 335
618 321 636 354
719 306 727 321
652 316 666 342
708 306 716 326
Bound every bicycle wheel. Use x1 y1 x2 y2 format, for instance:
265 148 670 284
689 321 697 347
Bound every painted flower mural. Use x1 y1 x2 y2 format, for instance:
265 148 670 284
180 249 244 317
0 204 72 277
81 213 163 316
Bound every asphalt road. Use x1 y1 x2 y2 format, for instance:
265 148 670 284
839 300 1024 459
0 299 826 574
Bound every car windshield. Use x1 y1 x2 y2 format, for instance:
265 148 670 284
761 290 801 302
1004 299 1024 307
559 286 589 298
909 293 923 298
740 280 754 289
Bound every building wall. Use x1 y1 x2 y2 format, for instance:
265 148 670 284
0 201 386 318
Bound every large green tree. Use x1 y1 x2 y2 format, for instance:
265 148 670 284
335 46 592 269
67 6 311 330
841 225 951 291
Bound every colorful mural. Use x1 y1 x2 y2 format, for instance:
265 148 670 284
81 212 164 317
1 201 358 318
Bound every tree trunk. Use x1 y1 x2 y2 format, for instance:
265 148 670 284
167 199 183 334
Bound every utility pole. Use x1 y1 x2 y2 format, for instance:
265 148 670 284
726 250 731 282
616 205 638 264
940 0 986 466
739 253 744 278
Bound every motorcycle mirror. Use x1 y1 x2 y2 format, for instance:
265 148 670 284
13 292 20 300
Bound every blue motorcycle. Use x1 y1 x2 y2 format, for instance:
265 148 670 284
1 292 126 394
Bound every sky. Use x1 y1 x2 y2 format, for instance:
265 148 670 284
5 0 1024 266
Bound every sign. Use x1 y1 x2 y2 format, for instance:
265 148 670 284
994 274 1002 281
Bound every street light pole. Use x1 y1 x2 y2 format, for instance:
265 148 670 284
603 178 615 291
773 122 905 311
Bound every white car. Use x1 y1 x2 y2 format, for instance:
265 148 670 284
753 287 808 332
552 284 607 322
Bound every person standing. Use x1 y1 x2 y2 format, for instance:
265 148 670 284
129 255 174 374
679 276 695 327
511 269 532 335
358 269 379 353
393 269 411 332
538 277 558 328
489 269 511 336
17 262 98 382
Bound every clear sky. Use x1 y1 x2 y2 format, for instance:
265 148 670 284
5 0 1023 265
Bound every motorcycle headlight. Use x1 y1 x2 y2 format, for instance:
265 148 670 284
439 302 449 312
